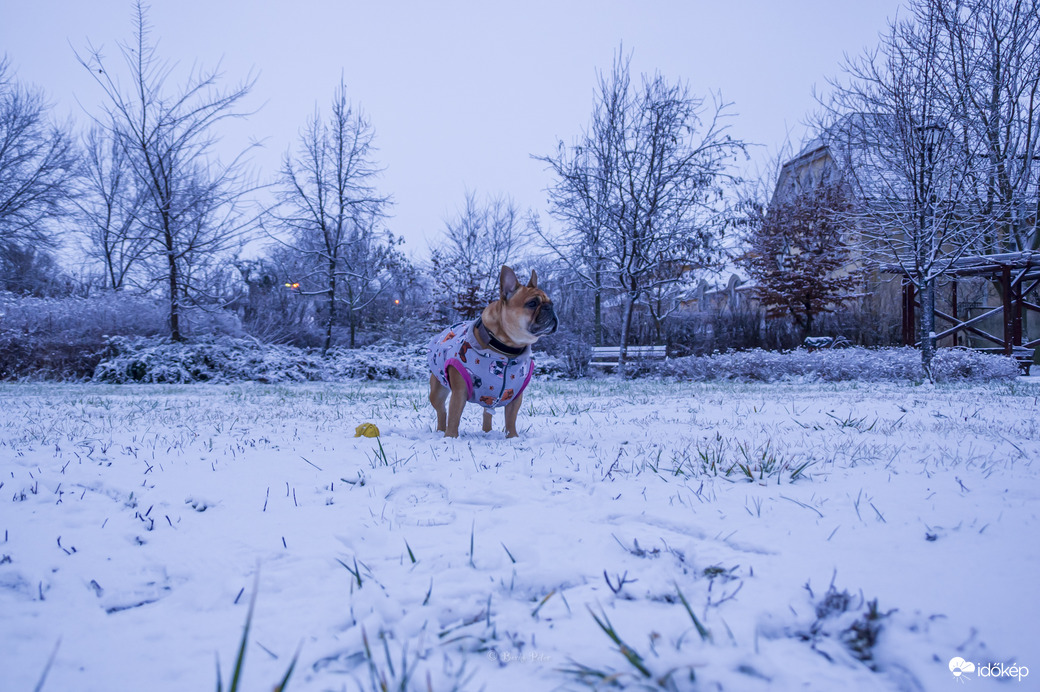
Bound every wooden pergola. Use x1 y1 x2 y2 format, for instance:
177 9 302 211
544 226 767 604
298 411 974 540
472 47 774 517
884 251 1040 356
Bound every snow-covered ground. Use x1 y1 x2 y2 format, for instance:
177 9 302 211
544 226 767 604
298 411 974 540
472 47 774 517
1 377 1037 691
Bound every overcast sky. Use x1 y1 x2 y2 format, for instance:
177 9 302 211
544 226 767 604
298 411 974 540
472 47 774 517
3 0 904 257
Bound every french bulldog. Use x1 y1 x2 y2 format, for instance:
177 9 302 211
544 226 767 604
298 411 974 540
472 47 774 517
428 265 558 438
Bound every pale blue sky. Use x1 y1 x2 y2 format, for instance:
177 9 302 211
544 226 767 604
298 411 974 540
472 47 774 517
3 0 904 254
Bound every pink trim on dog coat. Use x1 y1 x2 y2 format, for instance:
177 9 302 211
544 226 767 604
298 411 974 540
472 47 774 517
428 320 535 410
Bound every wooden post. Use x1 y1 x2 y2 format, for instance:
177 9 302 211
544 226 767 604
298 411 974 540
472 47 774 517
902 279 916 346
901 280 908 345
1012 273 1023 346
1002 266 1013 355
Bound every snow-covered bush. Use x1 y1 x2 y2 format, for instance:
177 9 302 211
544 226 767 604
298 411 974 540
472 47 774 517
929 347 1022 381
535 332 592 378
656 346 1020 383
92 336 430 383
92 336 321 383
533 352 570 380
323 341 428 381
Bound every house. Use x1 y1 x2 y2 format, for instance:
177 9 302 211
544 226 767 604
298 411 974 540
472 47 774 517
771 114 1038 356
765 115 903 342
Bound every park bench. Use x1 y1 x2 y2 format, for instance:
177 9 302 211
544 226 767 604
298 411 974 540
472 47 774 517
589 345 668 370
803 336 851 351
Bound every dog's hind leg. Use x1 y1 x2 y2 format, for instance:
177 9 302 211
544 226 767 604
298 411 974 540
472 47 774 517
429 374 448 433
445 366 468 438
482 409 493 433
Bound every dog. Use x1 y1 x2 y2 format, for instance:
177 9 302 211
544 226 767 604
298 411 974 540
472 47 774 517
428 265 558 438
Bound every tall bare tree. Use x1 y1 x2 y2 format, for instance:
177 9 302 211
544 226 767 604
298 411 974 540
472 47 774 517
0 56 78 252
336 213 405 348
77 1 257 340
826 6 992 374
76 122 147 290
274 78 392 351
538 52 745 374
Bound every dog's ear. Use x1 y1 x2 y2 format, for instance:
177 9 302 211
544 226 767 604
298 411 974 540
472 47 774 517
500 265 519 301
528 269 538 289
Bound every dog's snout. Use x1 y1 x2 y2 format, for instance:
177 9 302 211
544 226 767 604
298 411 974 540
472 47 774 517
537 304 559 335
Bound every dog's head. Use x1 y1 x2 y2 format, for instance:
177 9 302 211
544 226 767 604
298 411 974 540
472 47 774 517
481 265 558 347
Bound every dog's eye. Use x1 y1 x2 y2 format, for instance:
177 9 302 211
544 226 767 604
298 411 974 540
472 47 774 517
525 299 539 309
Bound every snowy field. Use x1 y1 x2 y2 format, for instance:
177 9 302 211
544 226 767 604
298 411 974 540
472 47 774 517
1 377 1038 691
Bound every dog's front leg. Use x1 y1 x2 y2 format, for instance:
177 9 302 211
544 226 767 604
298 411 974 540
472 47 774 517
482 410 493 433
503 391 524 438
429 374 448 432
445 366 468 438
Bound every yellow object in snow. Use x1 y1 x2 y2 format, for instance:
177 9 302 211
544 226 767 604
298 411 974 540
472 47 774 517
354 423 380 438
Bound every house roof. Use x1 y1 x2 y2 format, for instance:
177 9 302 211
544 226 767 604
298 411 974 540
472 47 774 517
774 113 902 203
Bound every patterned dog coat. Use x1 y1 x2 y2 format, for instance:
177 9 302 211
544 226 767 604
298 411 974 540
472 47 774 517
428 319 535 410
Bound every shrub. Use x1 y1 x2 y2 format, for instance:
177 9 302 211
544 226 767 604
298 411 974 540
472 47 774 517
92 336 321 384
929 347 1022 381
533 352 569 380
0 292 241 380
535 331 591 378
323 341 428 381
92 336 431 384
656 346 1020 383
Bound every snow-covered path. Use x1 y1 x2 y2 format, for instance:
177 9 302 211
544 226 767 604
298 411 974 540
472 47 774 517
2 379 1037 690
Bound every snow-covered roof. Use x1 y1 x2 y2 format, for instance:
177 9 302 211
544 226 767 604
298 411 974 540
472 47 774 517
774 113 903 204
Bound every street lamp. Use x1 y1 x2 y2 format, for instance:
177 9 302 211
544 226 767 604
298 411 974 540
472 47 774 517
918 122 944 162
916 122 944 212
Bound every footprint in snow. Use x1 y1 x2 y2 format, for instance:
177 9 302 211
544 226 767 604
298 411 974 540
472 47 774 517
185 497 213 512
384 482 455 526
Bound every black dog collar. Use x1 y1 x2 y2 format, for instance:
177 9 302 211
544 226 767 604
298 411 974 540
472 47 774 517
474 317 526 357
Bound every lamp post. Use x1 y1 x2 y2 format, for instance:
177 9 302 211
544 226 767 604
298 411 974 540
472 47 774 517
916 122 944 373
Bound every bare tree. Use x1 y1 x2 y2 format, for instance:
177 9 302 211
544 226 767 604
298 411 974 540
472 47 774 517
429 190 528 319
337 213 405 348
77 1 257 340
538 51 745 374
274 78 392 351
826 6 993 374
0 56 78 252
641 266 705 343
935 0 1040 253
76 122 147 290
